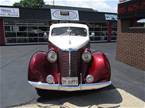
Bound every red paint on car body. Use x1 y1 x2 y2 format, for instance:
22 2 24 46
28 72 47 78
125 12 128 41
88 52 111 82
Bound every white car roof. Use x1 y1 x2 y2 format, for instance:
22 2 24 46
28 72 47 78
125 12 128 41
50 23 88 29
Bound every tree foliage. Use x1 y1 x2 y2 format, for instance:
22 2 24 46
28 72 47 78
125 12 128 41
13 0 45 8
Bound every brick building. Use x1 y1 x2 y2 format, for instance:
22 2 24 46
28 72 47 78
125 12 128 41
117 0 145 70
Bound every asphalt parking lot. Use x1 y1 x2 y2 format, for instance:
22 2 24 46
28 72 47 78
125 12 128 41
0 43 144 108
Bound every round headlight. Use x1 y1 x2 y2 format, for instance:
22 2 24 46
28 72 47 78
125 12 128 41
47 50 57 63
46 75 54 84
82 51 92 63
86 75 94 83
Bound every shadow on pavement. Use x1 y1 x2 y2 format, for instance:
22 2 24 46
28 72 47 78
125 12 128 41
37 85 122 107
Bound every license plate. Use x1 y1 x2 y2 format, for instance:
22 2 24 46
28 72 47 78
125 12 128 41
62 77 78 86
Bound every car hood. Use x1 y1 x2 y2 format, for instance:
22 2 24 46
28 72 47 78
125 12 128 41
49 36 89 51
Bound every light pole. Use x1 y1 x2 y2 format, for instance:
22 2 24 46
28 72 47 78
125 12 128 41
53 0 55 5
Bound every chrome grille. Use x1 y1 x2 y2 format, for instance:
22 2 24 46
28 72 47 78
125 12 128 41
58 51 81 77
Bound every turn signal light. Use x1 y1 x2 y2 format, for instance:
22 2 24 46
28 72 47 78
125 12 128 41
86 75 94 83
46 75 54 84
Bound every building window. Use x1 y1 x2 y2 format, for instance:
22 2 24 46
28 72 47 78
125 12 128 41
121 18 145 33
4 22 49 44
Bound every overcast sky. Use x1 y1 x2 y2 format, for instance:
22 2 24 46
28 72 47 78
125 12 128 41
0 0 119 13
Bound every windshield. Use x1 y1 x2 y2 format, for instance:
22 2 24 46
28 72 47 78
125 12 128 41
51 27 87 36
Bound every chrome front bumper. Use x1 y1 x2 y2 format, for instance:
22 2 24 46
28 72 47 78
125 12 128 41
28 81 111 91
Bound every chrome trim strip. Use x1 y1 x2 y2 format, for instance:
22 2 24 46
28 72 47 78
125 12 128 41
28 81 111 91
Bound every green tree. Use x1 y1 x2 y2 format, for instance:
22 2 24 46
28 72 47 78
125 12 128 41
13 0 45 8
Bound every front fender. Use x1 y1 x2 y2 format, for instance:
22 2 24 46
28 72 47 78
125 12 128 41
28 51 59 83
88 52 111 82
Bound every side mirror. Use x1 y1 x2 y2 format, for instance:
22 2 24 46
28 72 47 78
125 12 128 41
43 32 48 39
90 32 95 37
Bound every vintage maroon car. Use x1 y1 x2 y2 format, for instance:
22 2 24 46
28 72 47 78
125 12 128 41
28 23 111 96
